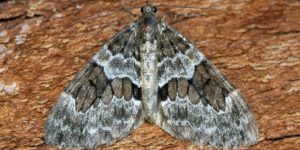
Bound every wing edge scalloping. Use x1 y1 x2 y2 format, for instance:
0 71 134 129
45 91 143 147
156 89 259 147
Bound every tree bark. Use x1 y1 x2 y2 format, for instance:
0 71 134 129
0 0 299 149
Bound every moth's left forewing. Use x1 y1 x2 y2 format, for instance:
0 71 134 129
155 23 259 147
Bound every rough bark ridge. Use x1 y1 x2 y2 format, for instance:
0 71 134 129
0 0 299 149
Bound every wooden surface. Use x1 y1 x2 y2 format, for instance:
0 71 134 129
0 0 299 149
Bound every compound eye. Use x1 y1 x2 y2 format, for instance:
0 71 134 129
141 6 145 13
153 7 157 13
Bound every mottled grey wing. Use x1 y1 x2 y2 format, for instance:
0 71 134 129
45 23 143 148
155 23 259 147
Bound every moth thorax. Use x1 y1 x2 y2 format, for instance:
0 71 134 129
141 16 156 33
144 16 155 27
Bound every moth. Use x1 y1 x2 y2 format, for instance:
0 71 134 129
45 3 259 148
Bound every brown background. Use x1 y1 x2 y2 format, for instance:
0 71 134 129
0 0 299 149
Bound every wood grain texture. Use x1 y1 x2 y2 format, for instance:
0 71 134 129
0 0 299 149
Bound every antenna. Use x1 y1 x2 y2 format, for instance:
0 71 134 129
121 0 138 17
156 4 225 11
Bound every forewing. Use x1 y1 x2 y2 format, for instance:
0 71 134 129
45 23 143 147
156 23 259 147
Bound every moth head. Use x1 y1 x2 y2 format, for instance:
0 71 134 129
141 5 157 15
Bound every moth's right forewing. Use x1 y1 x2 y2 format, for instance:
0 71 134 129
45 24 143 148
